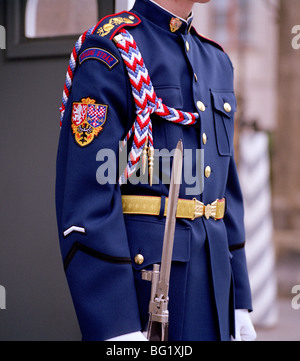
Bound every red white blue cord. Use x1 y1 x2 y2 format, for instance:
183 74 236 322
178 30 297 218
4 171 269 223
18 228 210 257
60 26 96 127
115 29 199 185
60 27 199 185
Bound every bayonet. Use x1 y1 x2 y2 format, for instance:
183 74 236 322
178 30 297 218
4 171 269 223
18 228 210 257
141 139 183 341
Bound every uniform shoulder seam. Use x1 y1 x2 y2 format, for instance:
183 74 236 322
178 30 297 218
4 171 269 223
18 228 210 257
192 27 224 52
92 11 141 40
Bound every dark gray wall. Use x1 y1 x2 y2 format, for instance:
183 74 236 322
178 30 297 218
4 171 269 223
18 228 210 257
0 0 81 340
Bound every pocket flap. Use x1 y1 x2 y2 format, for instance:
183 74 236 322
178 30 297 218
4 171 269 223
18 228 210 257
125 217 191 271
211 90 237 118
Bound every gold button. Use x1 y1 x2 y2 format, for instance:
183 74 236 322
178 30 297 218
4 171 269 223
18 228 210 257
128 15 135 21
224 102 232 113
194 73 198 82
185 41 190 52
197 101 206 112
134 254 144 265
205 166 211 178
202 133 207 145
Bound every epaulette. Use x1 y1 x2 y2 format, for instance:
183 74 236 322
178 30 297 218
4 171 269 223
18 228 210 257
92 11 141 40
192 27 224 52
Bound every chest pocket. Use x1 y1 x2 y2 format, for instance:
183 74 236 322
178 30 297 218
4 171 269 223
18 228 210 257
152 85 185 151
211 90 237 156
155 86 183 109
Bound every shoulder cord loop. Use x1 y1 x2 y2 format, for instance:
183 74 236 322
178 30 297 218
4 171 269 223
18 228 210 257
60 26 96 127
114 29 199 185
59 27 199 185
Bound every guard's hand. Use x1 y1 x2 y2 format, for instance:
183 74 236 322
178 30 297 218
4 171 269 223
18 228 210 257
106 331 148 341
232 309 257 341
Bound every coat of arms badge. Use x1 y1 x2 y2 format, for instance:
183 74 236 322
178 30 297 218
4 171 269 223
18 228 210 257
71 97 108 147
170 17 183 33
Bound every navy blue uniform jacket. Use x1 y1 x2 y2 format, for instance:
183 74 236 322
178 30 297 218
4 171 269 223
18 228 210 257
56 0 252 341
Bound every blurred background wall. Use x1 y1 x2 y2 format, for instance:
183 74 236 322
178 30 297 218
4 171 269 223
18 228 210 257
0 0 299 340
195 0 300 337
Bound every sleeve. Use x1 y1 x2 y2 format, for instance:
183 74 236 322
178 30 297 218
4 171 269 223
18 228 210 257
55 34 142 341
224 153 253 312
221 52 252 312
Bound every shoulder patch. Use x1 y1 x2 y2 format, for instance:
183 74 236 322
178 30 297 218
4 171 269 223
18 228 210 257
79 47 119 69
71 97 108 147
192 27 224 52
93 11 141 40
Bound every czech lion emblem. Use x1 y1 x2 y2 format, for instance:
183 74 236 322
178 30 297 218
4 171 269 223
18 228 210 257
71 97 108 147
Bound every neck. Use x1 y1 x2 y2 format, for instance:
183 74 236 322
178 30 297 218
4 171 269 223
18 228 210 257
152 0 194 20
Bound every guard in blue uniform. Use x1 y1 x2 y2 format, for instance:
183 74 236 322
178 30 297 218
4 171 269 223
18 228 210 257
56 0 256 341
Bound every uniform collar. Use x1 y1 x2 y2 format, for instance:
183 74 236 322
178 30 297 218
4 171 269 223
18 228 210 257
132 0 194 35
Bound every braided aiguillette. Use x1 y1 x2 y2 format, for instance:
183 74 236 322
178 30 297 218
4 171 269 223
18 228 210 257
114 29 199 186
60 26 96 127
60 26 199 186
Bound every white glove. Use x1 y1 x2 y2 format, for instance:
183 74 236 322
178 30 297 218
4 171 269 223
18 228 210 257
106 331 148 341
232 309 257 341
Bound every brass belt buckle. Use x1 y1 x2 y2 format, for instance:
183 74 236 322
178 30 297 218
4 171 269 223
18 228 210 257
207 200 218 220
192 198 205 220
192 199 219 220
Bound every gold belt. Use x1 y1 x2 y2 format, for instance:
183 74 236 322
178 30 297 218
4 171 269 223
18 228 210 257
122 195 225 221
